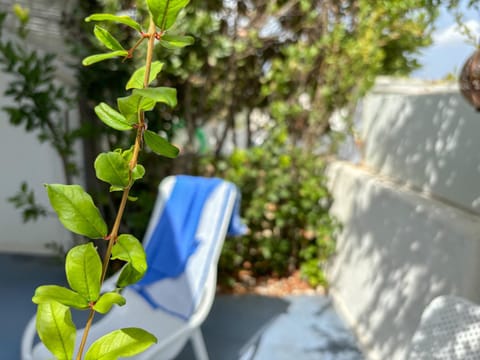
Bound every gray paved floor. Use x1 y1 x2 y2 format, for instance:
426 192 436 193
1 254 363 359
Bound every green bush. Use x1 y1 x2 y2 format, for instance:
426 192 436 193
201 128 339 287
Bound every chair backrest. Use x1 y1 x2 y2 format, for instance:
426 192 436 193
408 295 480 360
132 175 242 320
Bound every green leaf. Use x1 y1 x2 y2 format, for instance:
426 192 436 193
112 234 147 288
110 186 124 192
95 102 133 131
84 328 157 360
85 13 142 32
13 4 29 24
132 164 145 181
94 25 124 51
117 95 139 116
45 184 108 239
65 243 102 302
36 302 76 360
144 130 179 158
94 152 130 188
126 61 164 90
159 34 194 49
147 0 190 30
118 147 133 160
12 4 30 25
116 263 142 288
117 94 155 119
93 292 126 314
33 285 89 309
82 50 128 66
132 87 177 108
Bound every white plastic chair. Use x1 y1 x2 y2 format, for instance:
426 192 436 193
21 176 243 360
407 295 480 360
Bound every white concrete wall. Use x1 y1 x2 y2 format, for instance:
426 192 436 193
0 0 78 254
328 77 480 360
0 106 70 254
361 77 480 214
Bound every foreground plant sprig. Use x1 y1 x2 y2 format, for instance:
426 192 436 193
32 1 192 359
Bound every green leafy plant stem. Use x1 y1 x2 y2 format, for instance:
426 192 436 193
75 17 158 360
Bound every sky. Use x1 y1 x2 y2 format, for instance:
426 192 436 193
412 4 480 79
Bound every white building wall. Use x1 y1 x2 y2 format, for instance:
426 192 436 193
0 0 78 254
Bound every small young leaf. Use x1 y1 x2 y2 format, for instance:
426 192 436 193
120 147 134 162
159 34 194 50
132 164 145 181
147 0 189 30
65 243 102 302
82 50 128 66
112 234 147 288
94 152 130 188
93 292 126 314
126 61 164 90
94 25 124 51
85 13 142 32
36 302 76 360
144 130 179 158
116 263 142 288
13 4 29 24
133 87 177 108
33 285 89 309
84 328 157 360
95 102 133 131
45 184 108 239
110 186 124 192
113 235 147 268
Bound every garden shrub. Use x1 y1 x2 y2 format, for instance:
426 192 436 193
201 127 339 288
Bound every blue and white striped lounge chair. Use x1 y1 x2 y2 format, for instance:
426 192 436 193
21 175 246 360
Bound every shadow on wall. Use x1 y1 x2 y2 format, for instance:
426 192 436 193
361 91 480 214
327 161 480 360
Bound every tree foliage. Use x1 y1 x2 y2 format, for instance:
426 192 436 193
71 0 451 153
150 0 449 150
59 0 452 241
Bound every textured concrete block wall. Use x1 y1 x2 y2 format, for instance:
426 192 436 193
328 78 480 360
360 78 480 214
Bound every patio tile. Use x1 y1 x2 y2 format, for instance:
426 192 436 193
177 294 364 360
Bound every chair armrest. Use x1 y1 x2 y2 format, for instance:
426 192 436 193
20 315 36 360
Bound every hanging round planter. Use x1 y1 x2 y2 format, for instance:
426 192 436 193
459 48 480 111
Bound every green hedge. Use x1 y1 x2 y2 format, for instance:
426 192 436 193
201 129 340 287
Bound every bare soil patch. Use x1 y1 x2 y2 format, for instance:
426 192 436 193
218 270 326 297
